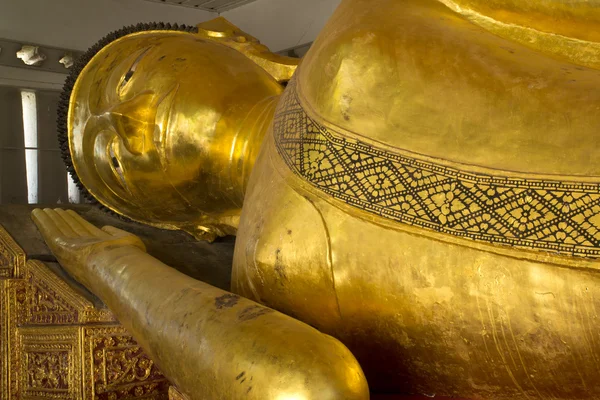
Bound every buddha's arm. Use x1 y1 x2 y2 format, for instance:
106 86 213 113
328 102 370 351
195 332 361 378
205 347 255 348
31 208 369 400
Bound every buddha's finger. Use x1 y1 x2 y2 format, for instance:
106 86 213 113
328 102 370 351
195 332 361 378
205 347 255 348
55 209 91 237
64 209 109 238
44 208 77 238
101 225 146 251
31 208 62 241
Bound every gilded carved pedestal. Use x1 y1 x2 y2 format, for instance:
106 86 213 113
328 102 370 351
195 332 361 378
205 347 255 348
0 225 171 399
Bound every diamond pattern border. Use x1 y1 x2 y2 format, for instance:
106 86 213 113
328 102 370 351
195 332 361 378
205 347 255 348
273 77 600 258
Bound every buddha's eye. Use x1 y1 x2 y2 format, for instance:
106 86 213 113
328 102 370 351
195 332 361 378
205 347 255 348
122 70 134 86
109 137 128 190
118 48 150 96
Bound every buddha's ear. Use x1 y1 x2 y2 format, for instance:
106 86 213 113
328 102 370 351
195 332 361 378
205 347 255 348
196 17 299 83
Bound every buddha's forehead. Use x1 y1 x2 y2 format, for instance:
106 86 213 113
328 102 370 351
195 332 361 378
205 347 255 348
80 33 219 114
83 34 189 99
92 33 203 70
85 32 252 88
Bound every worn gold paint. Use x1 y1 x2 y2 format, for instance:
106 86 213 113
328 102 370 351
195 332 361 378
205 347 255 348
41 1 600 399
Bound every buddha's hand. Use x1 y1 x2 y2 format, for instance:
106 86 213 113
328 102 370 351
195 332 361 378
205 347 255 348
31 208 145 287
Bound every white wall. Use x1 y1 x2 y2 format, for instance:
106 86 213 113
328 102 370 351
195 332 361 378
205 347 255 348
222 0 342 52
0 0 216 51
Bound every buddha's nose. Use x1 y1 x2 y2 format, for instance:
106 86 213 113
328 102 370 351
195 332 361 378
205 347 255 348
107 91 157 155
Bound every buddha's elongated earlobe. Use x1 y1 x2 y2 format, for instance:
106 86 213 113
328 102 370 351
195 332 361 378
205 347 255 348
196 17 299 83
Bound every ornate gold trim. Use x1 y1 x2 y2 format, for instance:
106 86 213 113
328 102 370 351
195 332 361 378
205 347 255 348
82 325 169 399
6 279 27 399
0 225 25 279
17 326 81 399
274 77 600 258
0 226 169 399
1 280 7 400
25 260 115 325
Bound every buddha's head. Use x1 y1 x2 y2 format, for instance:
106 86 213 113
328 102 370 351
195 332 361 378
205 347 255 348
60 19 298 241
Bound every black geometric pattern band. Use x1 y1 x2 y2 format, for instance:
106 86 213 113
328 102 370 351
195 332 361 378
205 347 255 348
273 78 600 258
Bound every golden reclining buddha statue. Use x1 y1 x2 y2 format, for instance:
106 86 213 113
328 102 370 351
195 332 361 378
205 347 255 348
34 0 600 398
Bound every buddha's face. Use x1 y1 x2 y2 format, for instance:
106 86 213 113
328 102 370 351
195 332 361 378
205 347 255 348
69 31 283 235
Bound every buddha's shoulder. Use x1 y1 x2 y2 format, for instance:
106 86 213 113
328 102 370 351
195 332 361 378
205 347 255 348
295 0 600 178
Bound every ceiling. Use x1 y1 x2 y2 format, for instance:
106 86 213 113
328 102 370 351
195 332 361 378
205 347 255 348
141 0 259 13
